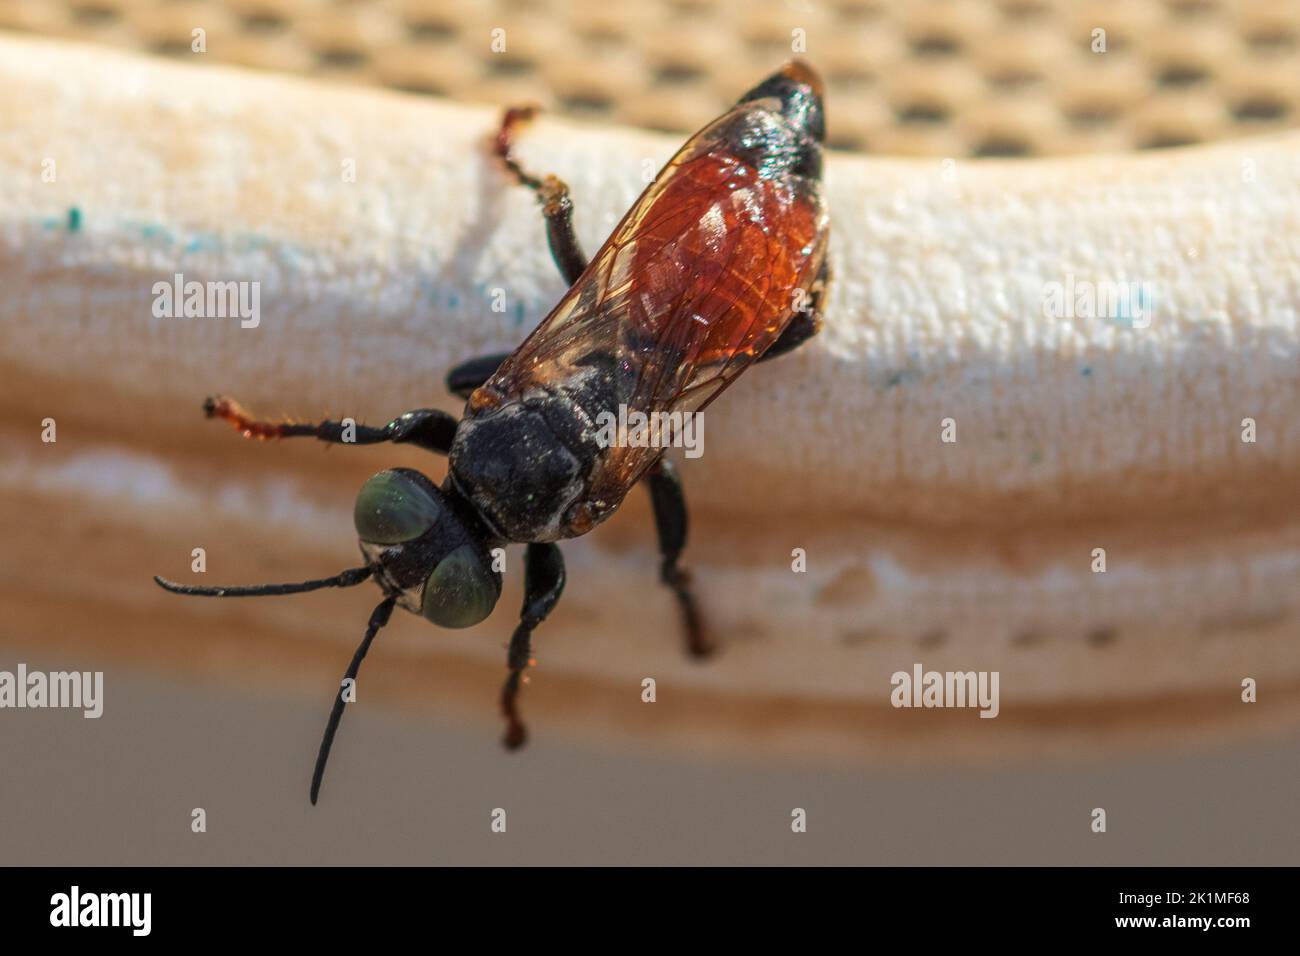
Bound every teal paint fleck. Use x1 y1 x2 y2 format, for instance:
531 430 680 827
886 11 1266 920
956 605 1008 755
280 246 305 268
1081 366 1092 377
140 223 176 245
1111 282 1154 329
447 293 460 309
882 368 920 389
184 233 221 254
233 234 266 252
514 302 526 326
66 207 82 232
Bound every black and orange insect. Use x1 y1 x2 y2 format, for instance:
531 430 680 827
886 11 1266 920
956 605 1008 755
155 61 831 803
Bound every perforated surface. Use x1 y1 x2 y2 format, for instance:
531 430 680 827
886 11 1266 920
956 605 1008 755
3 0 1296 155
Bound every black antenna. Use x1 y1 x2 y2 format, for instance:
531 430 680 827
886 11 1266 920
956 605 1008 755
153 566 372 597
311 596 396 805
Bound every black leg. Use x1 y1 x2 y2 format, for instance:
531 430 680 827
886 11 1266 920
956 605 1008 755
204 396 458 455
759 258 830 363
448 109 595 401
492 106 589 286
500 542 566 750
446 352 510 399
645 458 710 658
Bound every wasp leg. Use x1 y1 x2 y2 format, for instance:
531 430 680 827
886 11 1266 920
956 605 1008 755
446 352 510 399
493 106 588 286
501 542 566 750
646 458 711 658
450 111 594 400
204 396 458 455
759 258 831 363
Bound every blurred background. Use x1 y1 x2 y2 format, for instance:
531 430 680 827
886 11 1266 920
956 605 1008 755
2 0 1296 156
1 0 1298 865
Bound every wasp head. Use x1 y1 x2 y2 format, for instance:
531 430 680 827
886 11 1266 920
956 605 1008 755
353 467 501 628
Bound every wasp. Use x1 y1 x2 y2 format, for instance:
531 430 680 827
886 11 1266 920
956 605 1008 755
155 61 831 803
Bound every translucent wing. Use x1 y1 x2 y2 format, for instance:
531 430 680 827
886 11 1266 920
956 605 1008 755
486 98 827 501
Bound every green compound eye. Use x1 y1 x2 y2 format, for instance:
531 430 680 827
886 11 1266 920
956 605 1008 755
421 544 499 628
353 470 444 544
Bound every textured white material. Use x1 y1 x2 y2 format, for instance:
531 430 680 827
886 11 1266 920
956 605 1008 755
1 38 1295 522
1 36 1296 758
